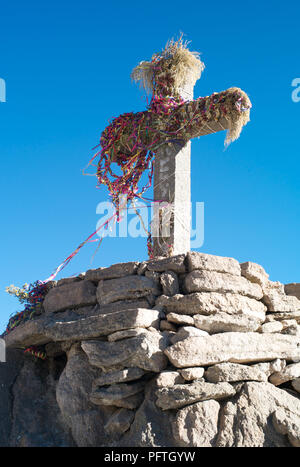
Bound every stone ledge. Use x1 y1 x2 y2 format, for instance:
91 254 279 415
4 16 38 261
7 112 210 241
4 308 160 348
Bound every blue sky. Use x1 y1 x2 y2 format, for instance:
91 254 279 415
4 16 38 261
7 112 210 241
0 0 299 332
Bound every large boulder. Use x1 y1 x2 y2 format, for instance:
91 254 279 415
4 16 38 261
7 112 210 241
216 382 300 447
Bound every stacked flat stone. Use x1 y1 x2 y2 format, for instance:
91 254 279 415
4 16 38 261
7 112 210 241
3 252 300 447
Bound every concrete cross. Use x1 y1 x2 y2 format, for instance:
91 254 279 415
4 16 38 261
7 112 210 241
97 38 251 259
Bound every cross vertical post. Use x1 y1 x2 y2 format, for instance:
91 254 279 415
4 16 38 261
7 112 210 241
152 81 194 257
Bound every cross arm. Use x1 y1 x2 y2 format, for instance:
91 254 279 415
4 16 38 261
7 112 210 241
171 87 251 145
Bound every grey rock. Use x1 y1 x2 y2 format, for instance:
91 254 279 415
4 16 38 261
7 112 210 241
185 270 263 300
56 344 115 447
90 381 145 407
43 280 97 313
137 261 148 275
108 328 150 342
4 308 160 348
97 275 160 305
120 380 176 447
204 362 268 383
187 251 241 276
155 371 185 387
165 332 300 368
147 254 186 274
194 312 261 334
145 270 161 285
281 319 299 329
56 277 82 287
104 408 135 435
98 299 151 315
9 355 74 447
264 311 300 323
0 349 25 446
282 322 300 336
82 330 169 373
155 381 236 410
179 367 205 381
93 368 145 386
269 362 300 386
262 288 300 313
170 326 208 345
159 320 177 332
253 359 286 377
85 261 139 281
284 283 300 301
156 292 266 319
272 408 300 447
240 261 269 286
44 342 64 357
216 381 300 446
172 400 220 447
91 391 144 410
160 271 179 296
167 312 194 326
259 321 283 333
291 378 300 393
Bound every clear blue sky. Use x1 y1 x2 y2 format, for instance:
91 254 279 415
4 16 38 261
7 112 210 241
1 0 299 332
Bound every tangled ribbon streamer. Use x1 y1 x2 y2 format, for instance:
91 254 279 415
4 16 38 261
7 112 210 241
24 346 47 360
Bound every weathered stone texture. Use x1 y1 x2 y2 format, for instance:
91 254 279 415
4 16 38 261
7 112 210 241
187 251 241 276
172 400 220 447
85 262 139 281
185 270 263 300
97 276 160 305
43 280 97 313
165 332 300 368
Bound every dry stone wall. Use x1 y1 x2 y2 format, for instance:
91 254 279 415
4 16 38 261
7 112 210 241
1 252 300 447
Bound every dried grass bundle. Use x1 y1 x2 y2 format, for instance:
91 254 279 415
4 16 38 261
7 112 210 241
131 36 205 94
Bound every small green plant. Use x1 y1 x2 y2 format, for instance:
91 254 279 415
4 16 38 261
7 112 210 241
5 283 30 304
5 281 48 334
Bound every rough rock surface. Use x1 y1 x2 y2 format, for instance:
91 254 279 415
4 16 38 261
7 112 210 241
179 367 205 381
4 308 160 348
185 270 263 299
284 283 300 301
97 276 160 305
3 252 300 447
155 381 236 410
216 382 300 447
187 251 241 276
160 271 179 296
85 262 139 281
269 362 300 386
43 280 97 313
157 292 266 319
204 362 268 383
194 312 261 334
172 400 220 447
81 330 169 373
166 332 300 367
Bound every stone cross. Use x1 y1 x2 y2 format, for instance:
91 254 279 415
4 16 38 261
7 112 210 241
98 39 251 259
151 79 240 257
